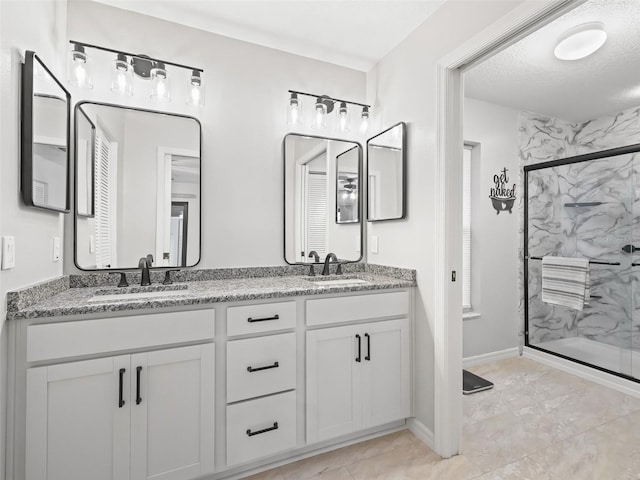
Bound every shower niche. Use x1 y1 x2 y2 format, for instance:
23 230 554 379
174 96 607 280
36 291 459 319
524 143 640 381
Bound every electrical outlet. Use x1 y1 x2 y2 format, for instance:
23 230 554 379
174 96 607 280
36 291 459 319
2 236 16 270
52 236 61 262
371 235 379 254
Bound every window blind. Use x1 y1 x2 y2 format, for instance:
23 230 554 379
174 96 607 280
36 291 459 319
462 146 472 310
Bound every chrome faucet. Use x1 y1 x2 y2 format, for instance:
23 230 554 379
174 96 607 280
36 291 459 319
138 254 154 286
308 250 320 276
322 253 340 276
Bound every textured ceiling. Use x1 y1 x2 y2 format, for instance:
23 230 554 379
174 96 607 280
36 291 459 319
91 0 446 72
465 0 640 123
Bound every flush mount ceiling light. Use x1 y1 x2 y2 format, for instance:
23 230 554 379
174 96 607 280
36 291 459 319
287 90 370 133
554 22 607 61
68 41 205 106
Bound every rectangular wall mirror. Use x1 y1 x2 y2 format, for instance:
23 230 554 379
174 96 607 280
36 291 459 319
284 134 363 264
366 122 406 221
21 50 71 213
74 102 201 270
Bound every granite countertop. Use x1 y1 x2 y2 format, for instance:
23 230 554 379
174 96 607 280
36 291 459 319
7 268 416 320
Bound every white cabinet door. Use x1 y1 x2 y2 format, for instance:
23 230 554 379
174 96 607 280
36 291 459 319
130 344 215 480
361 318 410 428
25 356 131 480
306 318 411 444
306 324 362 443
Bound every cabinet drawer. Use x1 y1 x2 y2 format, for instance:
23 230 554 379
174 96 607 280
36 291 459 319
227 301 296 337
306 291 409 326
226 391 296 466
227 333 296 402
27 309 215 362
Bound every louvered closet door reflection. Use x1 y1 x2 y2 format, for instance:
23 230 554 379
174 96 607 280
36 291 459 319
94 127 115 268
306 172 327 259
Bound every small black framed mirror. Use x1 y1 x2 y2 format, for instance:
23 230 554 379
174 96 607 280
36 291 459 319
21 51 71 213
366 122 406 221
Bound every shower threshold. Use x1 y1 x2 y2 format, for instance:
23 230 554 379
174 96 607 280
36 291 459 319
533 337 640 379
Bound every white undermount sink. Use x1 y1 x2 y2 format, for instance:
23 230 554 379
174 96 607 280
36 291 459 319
88 289 188 302
310 278 370 287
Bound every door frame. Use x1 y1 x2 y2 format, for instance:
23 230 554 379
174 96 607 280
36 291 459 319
171 201 189 267
434 0 584 457
155 147 199 266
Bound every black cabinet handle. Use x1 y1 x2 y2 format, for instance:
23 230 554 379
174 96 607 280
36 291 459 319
247 361 279 373
136 366 142 405
355 334 361 362
246 422 279 437
247 314 280 323
118 368 125 408
365 333 371 361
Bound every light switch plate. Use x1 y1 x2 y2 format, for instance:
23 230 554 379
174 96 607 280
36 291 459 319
2 236 16 270
371 235 379 254
52 237 61 262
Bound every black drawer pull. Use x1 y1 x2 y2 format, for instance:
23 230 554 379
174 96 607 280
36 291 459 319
118 368 126 408
247 361 279 373
136 366 142 405
355 334 361 362
247 314 280 323
246 422 279 437
365 333 371 361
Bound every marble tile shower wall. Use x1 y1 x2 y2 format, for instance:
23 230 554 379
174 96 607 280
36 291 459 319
518 106 640 351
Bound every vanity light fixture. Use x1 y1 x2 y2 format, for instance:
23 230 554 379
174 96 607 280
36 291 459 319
337 102 350 133
312 97 329 130
68 41 204 106
554 22 607 61
68 44 93 89
360 106 370 134
187 70 205 107
287 90 370 134
150 62 171 102
287 92 302 125
110 53 133 96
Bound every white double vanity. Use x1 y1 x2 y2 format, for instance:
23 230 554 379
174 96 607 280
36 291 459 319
13 40 412 480
7 270 414 480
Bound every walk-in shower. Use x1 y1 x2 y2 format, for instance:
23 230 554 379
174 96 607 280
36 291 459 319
524 143 640 381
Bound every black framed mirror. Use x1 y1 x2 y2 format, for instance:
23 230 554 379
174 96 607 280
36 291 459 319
336 146 360 224
366 122 406 221
21 51 71 213
283 133 363 264
74 101 202 271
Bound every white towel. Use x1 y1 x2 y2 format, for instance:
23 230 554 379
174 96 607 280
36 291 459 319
541 256 590 311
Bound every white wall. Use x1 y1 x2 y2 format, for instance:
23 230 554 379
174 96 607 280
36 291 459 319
0 2 68 478
366 0 524 432
64 0 366 272
462 97 520 357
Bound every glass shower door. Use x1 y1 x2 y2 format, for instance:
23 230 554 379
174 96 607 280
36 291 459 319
526 148 636 379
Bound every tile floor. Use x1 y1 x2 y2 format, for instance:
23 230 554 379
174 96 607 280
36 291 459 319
244 356 640 480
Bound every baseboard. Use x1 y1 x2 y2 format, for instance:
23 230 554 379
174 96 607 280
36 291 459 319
524 346 640 399
463 347 519 368
407 418 435 451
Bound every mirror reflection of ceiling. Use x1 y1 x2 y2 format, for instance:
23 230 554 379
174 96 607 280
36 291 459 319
92 0 445 71
465 0 640 123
